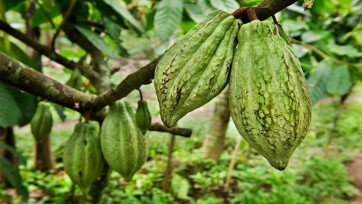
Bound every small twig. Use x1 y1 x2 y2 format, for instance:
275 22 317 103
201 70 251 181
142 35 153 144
272 15 279 24
51 0 76 51
291 38 362 70
162 133 176 193
148 123 191 138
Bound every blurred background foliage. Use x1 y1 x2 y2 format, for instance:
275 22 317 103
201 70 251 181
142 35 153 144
0 0 362 203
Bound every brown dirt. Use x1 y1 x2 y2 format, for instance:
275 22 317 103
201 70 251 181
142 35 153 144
346 152 362 204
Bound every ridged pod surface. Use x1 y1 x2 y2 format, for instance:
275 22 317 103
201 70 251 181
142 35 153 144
63 121 104 189
100 101 147 182
30 101 53 143
154 10 241 127
136 100 152 134
229 20 312 170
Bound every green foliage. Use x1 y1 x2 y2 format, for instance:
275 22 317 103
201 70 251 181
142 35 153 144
154 0 183 41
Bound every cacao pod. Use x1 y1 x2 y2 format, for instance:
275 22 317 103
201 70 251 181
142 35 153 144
136 100 152 134
30 101 53 143
100 100 148 182
154 10 241 127
229 20 312 170
63 121 104 189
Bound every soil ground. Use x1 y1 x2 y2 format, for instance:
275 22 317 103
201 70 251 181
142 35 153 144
347 152 362 204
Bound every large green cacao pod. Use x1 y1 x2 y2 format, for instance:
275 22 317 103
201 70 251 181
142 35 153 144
229 20 312 170
63 121 104 189
100 101 148 182
136 100 152 134
154 10 242 127
30 101 53 143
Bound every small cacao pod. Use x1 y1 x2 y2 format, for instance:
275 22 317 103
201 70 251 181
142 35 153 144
63 121 104 189
136 100 152 134
229 20 312 170
154 10 242 127
30 101 53 143
100 100 148 182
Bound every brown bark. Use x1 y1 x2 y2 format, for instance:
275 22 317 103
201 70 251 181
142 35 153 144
0 127 17 186
33 136 55 171
202 88 230 160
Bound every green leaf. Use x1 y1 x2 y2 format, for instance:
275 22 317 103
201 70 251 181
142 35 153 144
172 174 190 200
154 0 183 41
4 83 37 127
326 64 352 96
0 156 29 202
301 30 330 43
0 83 21 127
0 142 27 166
104 16 122 42
74 25 116 58
184 3 205 23
292 44 309 58
307 60 332 104
53 103 67 122
197 0 214 16
210 0 239 13
327 42 362 58
102 0 144 33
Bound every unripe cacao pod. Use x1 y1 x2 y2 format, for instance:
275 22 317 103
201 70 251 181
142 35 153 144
154 10 241 127
30 101 53 143
229 20 312 170
136 100 152 134
63 121 104 189
100 100 148 182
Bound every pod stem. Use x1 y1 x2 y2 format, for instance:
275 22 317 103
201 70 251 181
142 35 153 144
231 7 248 18
246 7 258 21
137 88 144 101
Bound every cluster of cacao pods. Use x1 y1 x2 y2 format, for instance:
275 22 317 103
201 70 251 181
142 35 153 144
154 10 312 170
62 100 150 190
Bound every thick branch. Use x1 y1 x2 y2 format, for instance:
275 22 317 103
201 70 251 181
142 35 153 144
255 0 298 20
0 52 93 112
0 20 80 70
92 56 161 110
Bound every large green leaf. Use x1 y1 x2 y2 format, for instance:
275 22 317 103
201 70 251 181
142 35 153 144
0 156 29 202
197 0 214 16
74 25 117 58
102 0 144 33
307 60 333 104
4 83 37 127
210 0 239 13
184 3 205 23
154 0 183 41
0 83 21 127
326 64 352 96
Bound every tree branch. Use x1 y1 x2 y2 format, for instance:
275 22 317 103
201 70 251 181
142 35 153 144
0 20 80 70
0 52 94 112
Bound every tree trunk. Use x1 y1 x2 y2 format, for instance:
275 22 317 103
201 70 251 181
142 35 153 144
33 136 55 171
25 2 55 171
201 88 230 160
0 127 17 186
